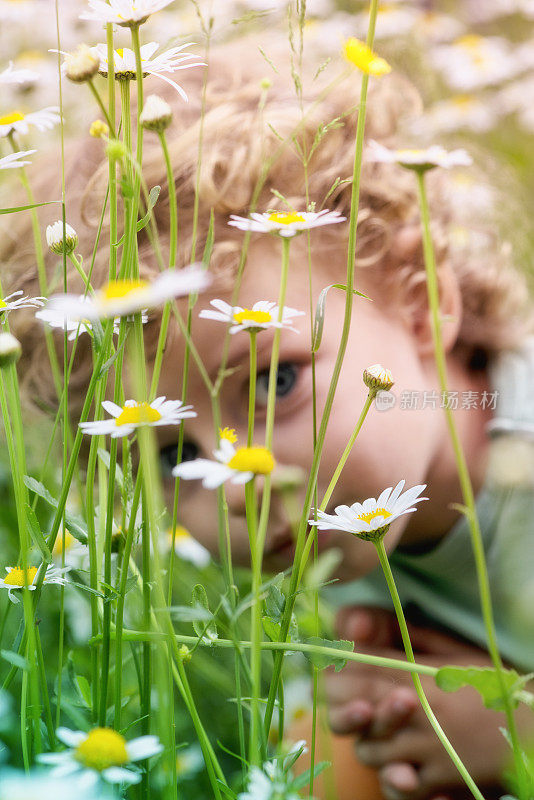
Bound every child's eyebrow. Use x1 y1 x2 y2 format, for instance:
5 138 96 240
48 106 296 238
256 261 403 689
221 337 275 374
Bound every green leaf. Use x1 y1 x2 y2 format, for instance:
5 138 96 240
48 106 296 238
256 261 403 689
304 637 354 672
0 200 59 215
191 584 217 641
1 649 28 670
291 761 330 791
169 605 214 623
75 675 91 708
114 185 161 244
263 573 286 620
312 283 371 352
24 503 52 563
23 476 87 544
435 665 524 710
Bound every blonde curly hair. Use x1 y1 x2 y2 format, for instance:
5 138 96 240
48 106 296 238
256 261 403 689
2 32 532 415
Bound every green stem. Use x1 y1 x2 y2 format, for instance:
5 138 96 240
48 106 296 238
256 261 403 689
247 331 257 446
416 170 528 798
87 78 114 133
374 538 484 800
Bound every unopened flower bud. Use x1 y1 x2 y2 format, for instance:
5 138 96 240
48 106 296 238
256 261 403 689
89 119 109 138
64 44 100 83
179 644 191 662
106 139 127 161
363 364 394 392
260 77 272 90
0 332 22 367
140 94 172 132
46 221 78 255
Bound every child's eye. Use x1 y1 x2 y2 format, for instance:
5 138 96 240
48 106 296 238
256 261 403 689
159 440 199 476
256 362 299 407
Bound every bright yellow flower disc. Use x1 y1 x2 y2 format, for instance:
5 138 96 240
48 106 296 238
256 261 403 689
0 111 25 126
75 728 128 771
115 401 162 427
98 279 148 304
342 39 391 76
4 566 38 587
267 212 305 225
219 427 237 443
357 507 392 525
228 446 275 475
233 309 272 324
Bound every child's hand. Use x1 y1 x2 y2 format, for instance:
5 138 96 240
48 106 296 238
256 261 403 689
326 606 519 800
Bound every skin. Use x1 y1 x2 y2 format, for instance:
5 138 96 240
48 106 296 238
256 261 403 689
155 230 504 798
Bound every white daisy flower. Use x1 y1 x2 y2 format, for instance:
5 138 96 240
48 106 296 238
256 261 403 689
37 727 163 787
81 0 176 26
0 61 39 85
228 209 346 238
52 529 87 568
309 480 428 542
36 303 147 341
0 150 36 170
91 42 204 100
0 770 105 800
352 4 418 40
366 140 472 171
43 265 210 321
430 35 527 91
199 299 304 334
79 397 196 439
46 221 78 255
165 525 211 568
0 564 70 604
0 290 45 315
410 95 501 136
0 107 60 138
173 431 275 489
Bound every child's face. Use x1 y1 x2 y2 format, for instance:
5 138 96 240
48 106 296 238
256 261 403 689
157 236 441 580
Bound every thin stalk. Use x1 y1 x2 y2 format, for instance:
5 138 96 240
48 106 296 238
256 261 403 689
374 538 484 800
416 170 527 798
247 331 257 446
87 78 114 132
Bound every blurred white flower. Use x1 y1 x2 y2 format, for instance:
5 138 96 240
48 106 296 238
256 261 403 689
228 209 345 238
0 107 60 138
0 149 36 170
430 35 528 91
81 0 176 26
199 299 304 334
366 140 472 171
0 61 39 85
166 526 211 568
411 95 501 136
352 3 418 39
36 303 147 341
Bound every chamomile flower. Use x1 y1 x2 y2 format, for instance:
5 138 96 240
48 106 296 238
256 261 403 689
43 265 210 321
199 299 304 334
90 42 204 100
0 107 60 138
166 525 211 568
0 289 45 315
79 397 196 439
309 480 427 542
410 95 500 136
36 303 147 340
37 727 163 787
81 0 176 26
0 564 70 603
228 209 345 238
430 35 526 91
52 529 87 567
173 435 275 489
0 150 36 170
366 140 472 171
46 221 78 255
0 61 39 85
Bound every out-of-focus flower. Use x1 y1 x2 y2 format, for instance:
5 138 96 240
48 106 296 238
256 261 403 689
140 94 172 131
309 480 427 542
91 42 204 100
352 4 418 40
0 332 22 367
0 107 60 138
173 437 275 488
199 299 304 334
410 95 501 136
495 75 534 131
430 35 527 91
0 289 45 314
0 61 39 85
0 769 109 800
36 302 147 340
81 0 177 27
0 149 36 169
79 397 196 438
38 727 163 787
43 266 210 320
366 140 472 171
0 564 70 603
165 525 211 568
64 44 100 83
46 221 78 255
228 209 345 238
342 38 391 75
89 119 109 138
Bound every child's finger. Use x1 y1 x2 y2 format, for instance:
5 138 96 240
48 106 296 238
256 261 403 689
355 729 428 769
336 606 400 647
366 687 419 739
379 762 421 800
328 698 374 736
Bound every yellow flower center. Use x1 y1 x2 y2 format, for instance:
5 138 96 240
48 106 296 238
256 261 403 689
170 525 191 541
342 39 391 76
98 279 148 305
227 447 275 475
397 149 424 159
4 566 38 587
233 309 272 324
115 401 162 427
0 111 25 126
116 48 125 58
219 427 237 443
52 530 76 558
357 508 392 525
75 728 129 771
451 95 474 108
0 298 7 310
456 34 483 51
268 212 305 225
